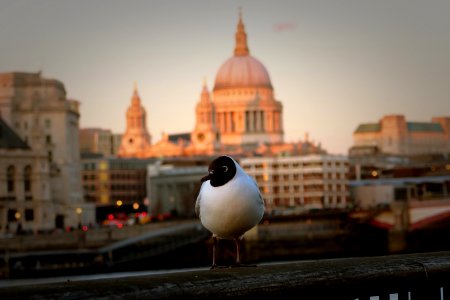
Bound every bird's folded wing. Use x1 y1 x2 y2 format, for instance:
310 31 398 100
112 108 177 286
195 195 200 217
248 174 264 205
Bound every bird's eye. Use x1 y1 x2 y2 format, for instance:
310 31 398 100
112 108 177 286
222 166 228 172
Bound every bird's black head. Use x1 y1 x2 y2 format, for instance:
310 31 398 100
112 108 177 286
201 156 237 187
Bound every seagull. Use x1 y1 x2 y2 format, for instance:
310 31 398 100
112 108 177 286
195 155 265 268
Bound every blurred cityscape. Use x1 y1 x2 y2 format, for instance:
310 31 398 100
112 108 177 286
1 13 450 280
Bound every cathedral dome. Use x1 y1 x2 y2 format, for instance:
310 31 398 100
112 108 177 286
213 10 272 92
214 55 272 91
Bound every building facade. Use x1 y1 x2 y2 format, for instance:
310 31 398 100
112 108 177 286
147 161 206 218
0 118 54 234
241 155 350 214
350 115 450 157
0 72 94 231
350 176 450 209
79 128 122 157
81 156 156 208
148 155 350 218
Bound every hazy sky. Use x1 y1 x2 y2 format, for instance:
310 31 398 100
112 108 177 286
1 0 449 154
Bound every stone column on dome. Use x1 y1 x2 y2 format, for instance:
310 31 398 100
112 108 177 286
222 112 227 133
260 111 265 131
239 111 245 132
272 111 277 132
225 112 228 132
245 111 249 132
217 112 221 132
256 110 261 132
216 113 220 132
230 112 235 132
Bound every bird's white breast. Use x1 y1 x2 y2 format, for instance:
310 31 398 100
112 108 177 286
198 170 264 239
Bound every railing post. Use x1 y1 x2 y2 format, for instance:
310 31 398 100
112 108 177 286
378 294 391 300
411 285 441 300
397 291 410 300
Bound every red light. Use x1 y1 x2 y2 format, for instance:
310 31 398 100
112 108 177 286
141 212 147 217
82 225 88 232
117 223 123 229
107 214 114 220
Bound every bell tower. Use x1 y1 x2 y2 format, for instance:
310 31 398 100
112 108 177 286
118 83 152 157
191 80 220 155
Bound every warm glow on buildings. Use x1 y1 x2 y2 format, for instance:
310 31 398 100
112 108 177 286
117 12 324 159
350 114 450 157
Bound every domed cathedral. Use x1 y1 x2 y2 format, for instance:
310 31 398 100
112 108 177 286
118 83 152 158
212 10 284 149
116 11 324 159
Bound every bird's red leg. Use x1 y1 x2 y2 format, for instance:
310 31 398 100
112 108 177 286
234 237 241 266
232 238 257 268
211 236 218 269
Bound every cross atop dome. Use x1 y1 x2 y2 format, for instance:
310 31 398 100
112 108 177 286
234 7 249 56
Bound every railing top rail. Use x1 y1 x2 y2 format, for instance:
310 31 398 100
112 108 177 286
1 251 449 299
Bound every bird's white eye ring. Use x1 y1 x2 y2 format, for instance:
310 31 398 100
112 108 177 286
222 166 228 172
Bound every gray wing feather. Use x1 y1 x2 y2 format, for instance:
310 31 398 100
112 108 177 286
248 174 264 206
195 186 202 217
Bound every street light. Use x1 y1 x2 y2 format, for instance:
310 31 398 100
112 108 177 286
116 200 123 207
133 202 139 210
14 211 22 235
76 207 82 229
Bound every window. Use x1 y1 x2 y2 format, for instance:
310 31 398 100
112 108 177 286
25 209 34 221
7 209 18 222
7 165 15 192
24 165 32 192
